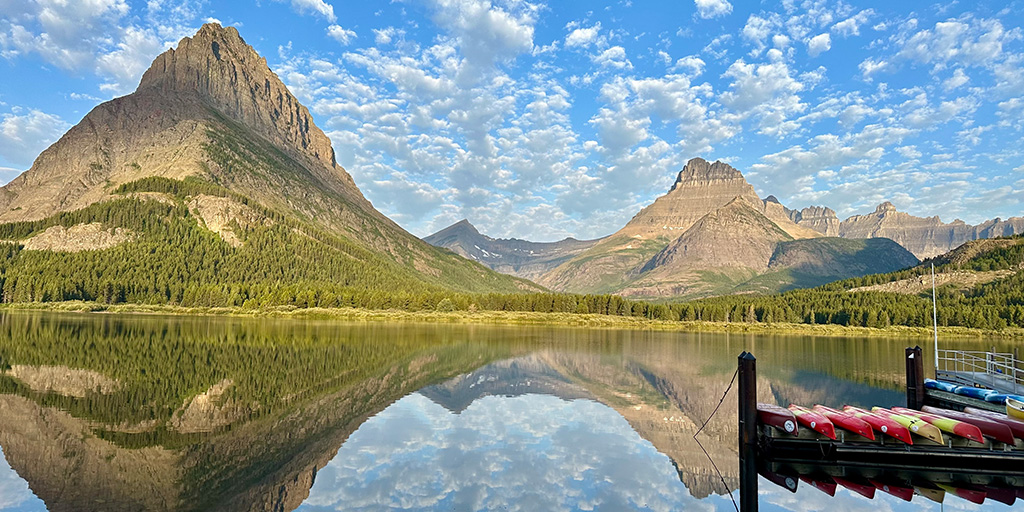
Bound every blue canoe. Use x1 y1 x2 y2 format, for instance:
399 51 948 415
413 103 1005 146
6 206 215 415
985 393 1024 404
924 379 959 393
954 386 997 400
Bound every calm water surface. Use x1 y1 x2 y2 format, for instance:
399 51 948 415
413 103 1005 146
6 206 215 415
0 311 1017 511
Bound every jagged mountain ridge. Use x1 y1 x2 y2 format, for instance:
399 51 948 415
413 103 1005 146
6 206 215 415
423 219 601 281
0 23 540 298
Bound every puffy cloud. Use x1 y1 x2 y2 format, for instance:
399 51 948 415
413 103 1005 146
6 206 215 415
326 24 356 45
428 0 537 76
720 58 806 135
832 9 874 37
694 0 732 20
807 33 831 57
285 0 336 22
593 46 632 69
0 108 70 168
95 25 169 93
942 68 970 91
564 21 602 48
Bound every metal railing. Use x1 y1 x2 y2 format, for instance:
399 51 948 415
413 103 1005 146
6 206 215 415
936 349 1023 394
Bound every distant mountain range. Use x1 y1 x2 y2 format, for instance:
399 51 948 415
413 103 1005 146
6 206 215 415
427 157 1021 299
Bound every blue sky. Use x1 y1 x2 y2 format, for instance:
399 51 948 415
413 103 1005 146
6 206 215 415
1 0 1022 241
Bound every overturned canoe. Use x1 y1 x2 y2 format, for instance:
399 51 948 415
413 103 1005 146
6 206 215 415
1007 397 1024 420
843 405 913 444
964 406 1024 440
870 407 944 444
758 403 798 435
921 405 1015 444
893 407 985 443
788 404 836 439
813 405 875 440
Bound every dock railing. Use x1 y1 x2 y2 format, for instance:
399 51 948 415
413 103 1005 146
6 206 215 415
936 349 1023 394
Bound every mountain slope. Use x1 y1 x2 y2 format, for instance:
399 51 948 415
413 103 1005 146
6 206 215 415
423 219 600 281
0 23 540 302
535 158 916 300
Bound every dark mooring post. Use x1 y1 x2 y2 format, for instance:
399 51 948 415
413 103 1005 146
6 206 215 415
905 346 924 409
738 351 758 512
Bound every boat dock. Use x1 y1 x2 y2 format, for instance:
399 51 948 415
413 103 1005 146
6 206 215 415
738 348 1024 511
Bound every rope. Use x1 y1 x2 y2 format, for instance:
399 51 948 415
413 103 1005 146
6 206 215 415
693 367 740 512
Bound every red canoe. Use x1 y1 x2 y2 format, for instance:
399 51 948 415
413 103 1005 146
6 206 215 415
843 405 913 444
893 407 985 443
788 404 836 439
921 405 1015 444
813 405 875 440
964 406 1024 440
757 403 798 435
977 485 1017 506
800 475 837 496
937 484 986 504
869 479 914 501
834 476 876 499
758 467 798 493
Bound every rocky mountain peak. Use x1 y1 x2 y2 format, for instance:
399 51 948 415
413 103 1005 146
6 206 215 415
875 201 898 214
670 158 744 191
139 23 337 171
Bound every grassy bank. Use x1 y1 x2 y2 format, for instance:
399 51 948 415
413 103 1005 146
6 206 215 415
3 301 1023 339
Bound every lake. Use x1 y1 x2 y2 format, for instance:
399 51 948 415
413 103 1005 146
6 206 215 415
0 311 1018 511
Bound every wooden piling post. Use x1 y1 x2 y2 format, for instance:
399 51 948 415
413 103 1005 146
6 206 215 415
738 351 758 512
906 346 924 409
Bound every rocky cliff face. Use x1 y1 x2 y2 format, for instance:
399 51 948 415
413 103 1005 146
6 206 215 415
423 219 600 281
837 202 1024 259
783 203 840 236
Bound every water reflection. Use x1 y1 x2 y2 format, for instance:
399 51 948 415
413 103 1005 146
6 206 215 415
0 311 1012 511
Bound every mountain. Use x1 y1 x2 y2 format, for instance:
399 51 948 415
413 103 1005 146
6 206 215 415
0 23 540 305
778 201 1024 259
531 158 917 299
423 219 600 281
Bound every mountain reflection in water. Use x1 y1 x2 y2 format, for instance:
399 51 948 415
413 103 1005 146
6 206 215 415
3 311 1013 511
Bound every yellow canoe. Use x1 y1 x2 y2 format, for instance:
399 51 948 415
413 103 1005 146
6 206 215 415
1007 397 1024 420
871 407 944 444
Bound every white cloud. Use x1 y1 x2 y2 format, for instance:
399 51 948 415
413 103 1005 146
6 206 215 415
373 27 402 45
326 24 356 45
285 0 336 22
428 0 537 76
564 22 602 48
95 26 169 94
832 9 874 37
593 46 632 70
942 68 970 91
721 58 806 136
694 0 732 20
0 108 71 168
741 15 773 51
807 33 831 57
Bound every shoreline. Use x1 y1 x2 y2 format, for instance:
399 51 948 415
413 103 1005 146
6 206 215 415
2 301 1022 339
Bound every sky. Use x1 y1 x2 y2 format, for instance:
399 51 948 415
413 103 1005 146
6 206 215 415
0 0 1022 241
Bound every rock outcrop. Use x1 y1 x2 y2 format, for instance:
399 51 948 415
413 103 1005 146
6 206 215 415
784 203 840 236
423 219 600 281
837 202 1024 259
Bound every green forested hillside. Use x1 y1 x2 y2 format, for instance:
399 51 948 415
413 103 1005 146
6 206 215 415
683 235 1024 330
0 177 536 305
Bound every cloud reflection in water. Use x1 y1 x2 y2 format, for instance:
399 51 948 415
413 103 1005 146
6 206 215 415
298 393 735 511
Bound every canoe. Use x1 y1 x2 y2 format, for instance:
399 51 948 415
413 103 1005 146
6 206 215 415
892 407 985 443
843 405 913 444
1007 397 1024 420
978 391 1024 403
813 405 875 440
834 476 876 499
757 403 798 435
924 378 959 392
915 485 945 503
800 475 837 497
964 406 1024 440
921 406 1015 444
870 407 944 444
788 404 836 439
954 386 996 400
977 485 1016 506
758 467 798 493
936 484 986 505
869 479 914 501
